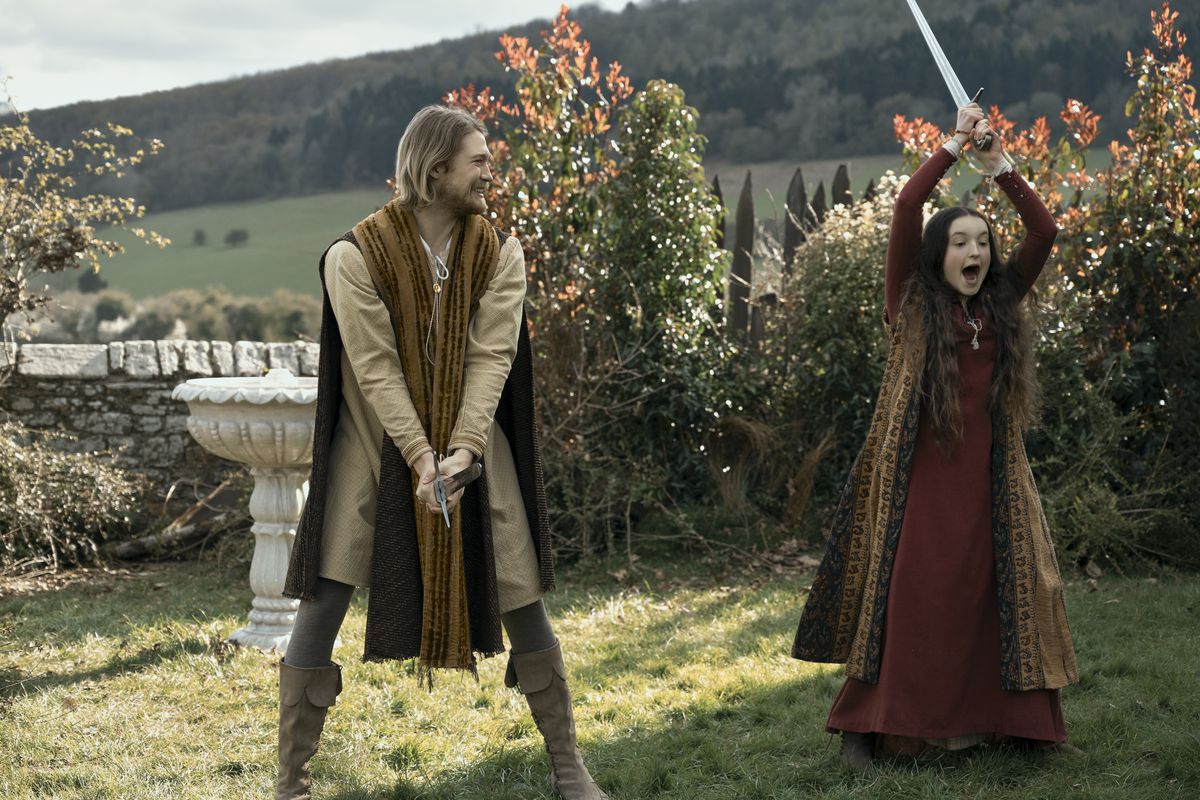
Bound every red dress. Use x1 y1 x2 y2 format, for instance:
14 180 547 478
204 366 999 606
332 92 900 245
825 149 1066 750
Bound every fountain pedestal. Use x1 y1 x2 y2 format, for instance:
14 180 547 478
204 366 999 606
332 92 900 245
172 368 318 653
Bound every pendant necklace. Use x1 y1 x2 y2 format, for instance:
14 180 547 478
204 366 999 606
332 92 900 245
962 300 982 351
423 238 452 366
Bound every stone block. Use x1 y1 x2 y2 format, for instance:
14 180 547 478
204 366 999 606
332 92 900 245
268 342 299 374
23 412 58 427
130 404 160 416
181 341 213 376
164 415 191 434
297 342 321 376
137 416 164 433
141 434 187 467
234 341 267 376
124 341 160 378
60 436 106 454
9 397 35 412
211 341 234 376
109 342 125 372
157 340 183 375
107 436 137 454
17 344 109 378
107 380 163 391
81 411 133 435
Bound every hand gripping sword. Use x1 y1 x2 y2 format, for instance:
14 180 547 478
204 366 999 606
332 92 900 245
431 457 483 529
904 0 993 150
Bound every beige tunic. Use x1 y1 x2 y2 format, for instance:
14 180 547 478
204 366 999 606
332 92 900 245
317 235 542 613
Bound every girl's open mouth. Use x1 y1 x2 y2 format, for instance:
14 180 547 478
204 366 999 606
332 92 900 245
963 265 981 284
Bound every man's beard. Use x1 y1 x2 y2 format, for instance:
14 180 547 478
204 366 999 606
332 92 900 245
438 184 487 216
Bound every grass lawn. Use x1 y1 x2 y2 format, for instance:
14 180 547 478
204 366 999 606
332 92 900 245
1 550 1195 799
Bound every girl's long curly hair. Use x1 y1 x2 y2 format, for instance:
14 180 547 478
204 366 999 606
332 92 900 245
898 206 1039 448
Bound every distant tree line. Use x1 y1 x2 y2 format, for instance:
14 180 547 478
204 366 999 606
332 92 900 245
12 0 1197 211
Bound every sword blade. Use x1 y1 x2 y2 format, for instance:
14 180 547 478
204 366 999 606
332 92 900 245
904 0 971 108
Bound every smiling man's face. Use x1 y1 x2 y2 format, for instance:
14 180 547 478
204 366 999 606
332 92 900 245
432 131 492 216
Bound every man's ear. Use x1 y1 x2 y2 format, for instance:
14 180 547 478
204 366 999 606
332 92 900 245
429 161 447 181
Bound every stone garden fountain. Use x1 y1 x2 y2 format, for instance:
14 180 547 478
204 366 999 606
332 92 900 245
172 368 317 652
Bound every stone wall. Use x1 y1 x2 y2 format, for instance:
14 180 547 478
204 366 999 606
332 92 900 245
0 340 320 487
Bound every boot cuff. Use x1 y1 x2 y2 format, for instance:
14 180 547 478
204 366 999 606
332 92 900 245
280 661 343 708
505 642 567 694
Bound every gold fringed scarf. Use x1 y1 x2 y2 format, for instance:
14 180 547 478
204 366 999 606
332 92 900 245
792 316 1078 691
353 200 499 677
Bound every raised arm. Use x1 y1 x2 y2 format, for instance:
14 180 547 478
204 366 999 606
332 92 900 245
994 168 1057 297
886 104 985 322
963 118 1058 297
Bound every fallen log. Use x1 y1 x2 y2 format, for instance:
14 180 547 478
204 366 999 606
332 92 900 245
107 480 243 560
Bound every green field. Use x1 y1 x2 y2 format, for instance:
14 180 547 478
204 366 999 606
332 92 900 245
92 189 394 299
90 155 903 300
88 147 1108 301
707 153 903 221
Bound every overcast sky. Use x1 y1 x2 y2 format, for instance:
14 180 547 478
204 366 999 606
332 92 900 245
1 1 631 111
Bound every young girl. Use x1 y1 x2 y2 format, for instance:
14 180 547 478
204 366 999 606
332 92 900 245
791 103 1078 768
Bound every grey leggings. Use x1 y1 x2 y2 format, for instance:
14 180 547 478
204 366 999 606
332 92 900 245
284 577 556 669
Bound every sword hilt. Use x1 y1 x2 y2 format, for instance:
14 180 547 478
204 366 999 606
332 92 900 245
968 87 993 151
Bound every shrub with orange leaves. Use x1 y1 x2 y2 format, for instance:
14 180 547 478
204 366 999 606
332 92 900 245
448 8 731 552
446 5 632 297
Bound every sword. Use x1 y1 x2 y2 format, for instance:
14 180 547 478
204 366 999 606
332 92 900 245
904 0 993 151
431 458 483 528
432 452 451 529
442 462 483 496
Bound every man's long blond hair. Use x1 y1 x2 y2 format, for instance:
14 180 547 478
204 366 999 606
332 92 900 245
393 105 487 209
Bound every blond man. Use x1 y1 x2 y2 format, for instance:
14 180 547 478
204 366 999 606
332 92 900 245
277 105 608 800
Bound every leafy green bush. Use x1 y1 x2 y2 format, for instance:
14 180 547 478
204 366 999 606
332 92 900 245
0 423 145 573
714 177 898 526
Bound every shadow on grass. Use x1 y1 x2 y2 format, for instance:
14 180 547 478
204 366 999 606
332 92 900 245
311 675 1068 800
0 628 241 699
0 560 260 698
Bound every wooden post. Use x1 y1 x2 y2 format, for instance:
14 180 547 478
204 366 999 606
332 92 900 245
783 167 807 273
832 164 852 208
728 171 754 338
712 174 726 250
812 180 827 226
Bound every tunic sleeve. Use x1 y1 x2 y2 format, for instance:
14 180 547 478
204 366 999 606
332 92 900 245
448 235 526 458
886 146 958 323
994 168 1058 297
325 240 432 466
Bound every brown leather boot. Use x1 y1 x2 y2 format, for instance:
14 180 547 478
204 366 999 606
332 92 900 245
840 731 874 771
506 641 609 800
276 660 342 800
